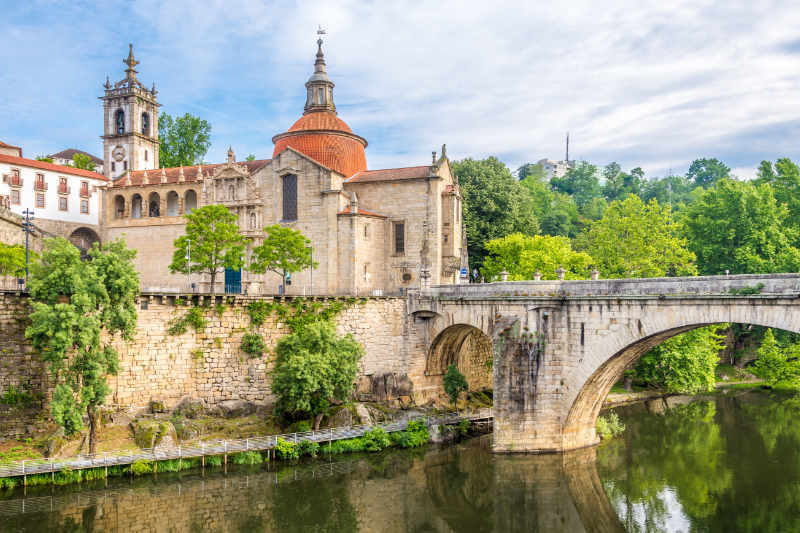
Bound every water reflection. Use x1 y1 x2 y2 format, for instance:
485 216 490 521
6 391 800 532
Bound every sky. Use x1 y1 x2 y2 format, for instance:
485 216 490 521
2 0 800 179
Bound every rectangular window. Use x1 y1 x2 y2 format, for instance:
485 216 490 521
36 193 45 208
35 173 45 190
80 199 89 214
10 169 21 186
364 223 370 240
144 150 148 161
394 222 405 254
80 181 89 197
111 162 116 172
282 174 298 221
58 177 68 194
59 197 68 211
10 190 20 205
123 161 128 171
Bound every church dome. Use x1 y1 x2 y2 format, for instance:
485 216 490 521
272 39 367 177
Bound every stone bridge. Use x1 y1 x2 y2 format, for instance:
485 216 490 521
410 274 800 453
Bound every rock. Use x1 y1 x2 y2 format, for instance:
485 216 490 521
216 399 255 418
43 427 66 458
173 397 205 419
150 400 167 414
429 423 457 444
131 419 176 449
110 411 133 426
354 403 372 425
324 406 354 428
172 419 201 441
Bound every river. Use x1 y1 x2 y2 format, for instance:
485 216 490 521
2 390 797 532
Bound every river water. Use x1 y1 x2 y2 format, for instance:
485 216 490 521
2 390 798 532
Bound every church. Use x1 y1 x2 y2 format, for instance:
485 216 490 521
102 40 468 295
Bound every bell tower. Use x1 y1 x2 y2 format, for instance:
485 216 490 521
100 44 160 179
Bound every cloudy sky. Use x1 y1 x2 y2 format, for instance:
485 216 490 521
2 0 799 179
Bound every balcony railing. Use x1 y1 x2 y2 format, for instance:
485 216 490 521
35 180 48 192
9 175 22 187
58 184 70 195
79 186 90 198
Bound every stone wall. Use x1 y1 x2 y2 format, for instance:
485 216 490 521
0 292 449 416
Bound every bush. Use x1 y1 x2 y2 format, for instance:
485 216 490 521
596 412 625 440
205 455 223 467
274 438 300 460
232 451 263 465
362 428 392 452
392 420 430 448
458 419 470 436
297 439 320 457
131 460 154 476
241 332 266 358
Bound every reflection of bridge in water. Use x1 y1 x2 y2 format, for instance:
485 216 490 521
412 274 800 452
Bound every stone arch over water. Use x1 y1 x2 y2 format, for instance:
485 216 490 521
427 324 493 393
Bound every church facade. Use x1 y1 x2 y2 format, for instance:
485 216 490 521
103 40 468 296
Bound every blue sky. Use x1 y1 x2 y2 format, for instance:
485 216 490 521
2 0 799 179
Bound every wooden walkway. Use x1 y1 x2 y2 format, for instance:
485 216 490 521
0 408 493 482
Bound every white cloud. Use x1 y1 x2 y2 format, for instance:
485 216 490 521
2 0 799 177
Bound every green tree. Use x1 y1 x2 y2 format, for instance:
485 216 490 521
686 158 730 188
682 179 800 274
602 163 645 202
577 195 696 278
550 161 602 209
521 178 579 237
249 225 317 287
245 154 256 162
516 162 546 182
71 152 95 170
272 321 363 429
631 326 725 393
169 204 247 293
481 233 594 281
25 238 138 455
158 112 212 168
443 364 468 409
453 157 539 268
755 158 800 228
0 242 29 276
35 155 54 163
640 174 695 207
751 329 800 387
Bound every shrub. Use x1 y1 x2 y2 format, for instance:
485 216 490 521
443 365 468 408
232 451 263 465
241 332 266 358
205 455 223 467
362 428 392 452
131 460 154 475
458 419 470 436
274 438 299 460
246 301 272 327
392 420 430 448
596 412 625 440
297 439 320 457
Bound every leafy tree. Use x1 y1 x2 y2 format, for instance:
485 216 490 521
602 163 645 202
631 326 724 393
71 153 95 171
481 233 594 281
521 178 579 237
576 195 696 278
35 155 53 163
686 158 730 188
755 158 800 228
25 238 138 455
550 161 602 209
158 112 212 168
453 157 538 268
272 321 363 429
170 204 247 293
0 242 29 276
245 154 256 162
443 364 468 409
640 174 695 207
249 225 317 286
682 179 800 274
751 329 800 387
516 162 546 182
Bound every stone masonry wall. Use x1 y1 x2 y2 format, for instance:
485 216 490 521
0 292 438 417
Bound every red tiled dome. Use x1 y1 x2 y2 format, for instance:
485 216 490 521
273 111 367 177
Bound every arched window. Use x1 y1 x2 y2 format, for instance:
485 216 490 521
228 184 236 201
249 212 257 230
184 189 197 213
148 192 160 217
282 174 297 221
141 112 150 135
166 191 179 216
114 195 125 218
115 110 125 134
131 194 142 219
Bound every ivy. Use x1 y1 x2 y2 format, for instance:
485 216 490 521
241 332 266 358
168 306 209 336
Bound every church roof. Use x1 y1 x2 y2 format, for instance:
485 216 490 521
337 205 387 218
111 159 270 188
0 153 107 181
345 166 434 183
0 141 21 151
49 149 103 165
288 111 353 134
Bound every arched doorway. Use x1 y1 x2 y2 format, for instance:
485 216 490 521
148 192 160 217
69 227 100 258
184 190 197 213
427 324 493 394
166 191 179 216
114 195 125 218
131 194 143 219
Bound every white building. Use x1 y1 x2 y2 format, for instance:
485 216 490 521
537 158 574 180
0 153 107 251
48 149 103 174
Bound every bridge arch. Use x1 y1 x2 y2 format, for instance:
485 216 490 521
427 323 493 395
562 302 800 451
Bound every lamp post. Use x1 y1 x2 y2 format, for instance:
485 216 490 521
185 239 190 292
21 209 34 285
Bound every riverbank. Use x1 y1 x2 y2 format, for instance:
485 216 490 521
604 379 765 408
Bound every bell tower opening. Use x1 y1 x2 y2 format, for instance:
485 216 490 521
101 43 160 180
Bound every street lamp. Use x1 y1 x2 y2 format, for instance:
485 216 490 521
21 209 34 285
185 239 190 292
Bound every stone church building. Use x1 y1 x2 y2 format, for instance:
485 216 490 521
103 41 468 295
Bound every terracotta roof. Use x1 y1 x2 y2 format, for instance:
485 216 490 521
289 112 353 134
49 149 103 166
346 166 433 183
337 205 387 218
273 131 367 178
0 153 107 181
112 159 270 188
0 141 21 151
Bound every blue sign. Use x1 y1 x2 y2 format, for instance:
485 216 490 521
460 267 468 276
